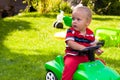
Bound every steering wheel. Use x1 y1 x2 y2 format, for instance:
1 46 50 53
78 45 101 61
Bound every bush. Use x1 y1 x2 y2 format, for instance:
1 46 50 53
107 2 120 15
93 0 120 15
37 0 71 13
60 2 72 13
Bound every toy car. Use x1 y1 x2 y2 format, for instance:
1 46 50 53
53 11 64 29
45 43 120 80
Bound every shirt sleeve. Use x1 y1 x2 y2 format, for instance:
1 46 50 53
65 29 75 42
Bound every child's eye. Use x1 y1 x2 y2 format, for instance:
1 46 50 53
77 18 81 21
72 17 75 20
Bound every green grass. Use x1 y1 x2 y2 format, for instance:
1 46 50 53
0 12 120 80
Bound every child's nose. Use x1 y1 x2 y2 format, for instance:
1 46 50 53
73 19 77 23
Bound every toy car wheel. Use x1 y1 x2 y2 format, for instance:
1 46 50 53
53 21 57 28
46 71 58 80
55 22 63 29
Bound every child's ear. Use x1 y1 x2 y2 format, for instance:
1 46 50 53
86 19 91 26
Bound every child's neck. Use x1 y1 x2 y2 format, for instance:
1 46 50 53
80 29 86 36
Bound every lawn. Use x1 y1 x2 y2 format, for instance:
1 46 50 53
0 12 120 80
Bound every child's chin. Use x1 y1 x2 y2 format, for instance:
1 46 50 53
73 27 79 31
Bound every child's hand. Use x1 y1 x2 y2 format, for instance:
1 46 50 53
95 49 103 56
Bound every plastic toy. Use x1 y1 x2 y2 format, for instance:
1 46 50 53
63 16 72 27
53 16 72 39
95 28 120 47
53 10 64 29
54 31 66 39
45 42 120 80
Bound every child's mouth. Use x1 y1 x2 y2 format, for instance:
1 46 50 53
73 25 77 28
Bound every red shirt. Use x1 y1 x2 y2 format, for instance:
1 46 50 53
65 27 95 55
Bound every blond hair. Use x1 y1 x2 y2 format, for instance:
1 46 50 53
73 6 92 20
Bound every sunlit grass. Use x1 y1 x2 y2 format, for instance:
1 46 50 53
0 12 120 80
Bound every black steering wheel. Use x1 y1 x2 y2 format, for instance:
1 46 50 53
78 40 105 61
78 45 101 61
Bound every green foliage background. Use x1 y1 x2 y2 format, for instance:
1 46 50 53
24 0 120 15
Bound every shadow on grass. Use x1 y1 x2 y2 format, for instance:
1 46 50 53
0 18 33 79
18 12 57 18
0 18 31 51
93 17 120 21
0 47 60 80
0 16 61 80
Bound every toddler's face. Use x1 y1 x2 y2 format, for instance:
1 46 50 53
72 9 90 32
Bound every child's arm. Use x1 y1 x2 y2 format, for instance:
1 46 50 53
67 40 86 50
90 39 104 56
67 39 103 55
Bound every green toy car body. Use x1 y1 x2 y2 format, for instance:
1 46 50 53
45 46 120 80
45 56 120 80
